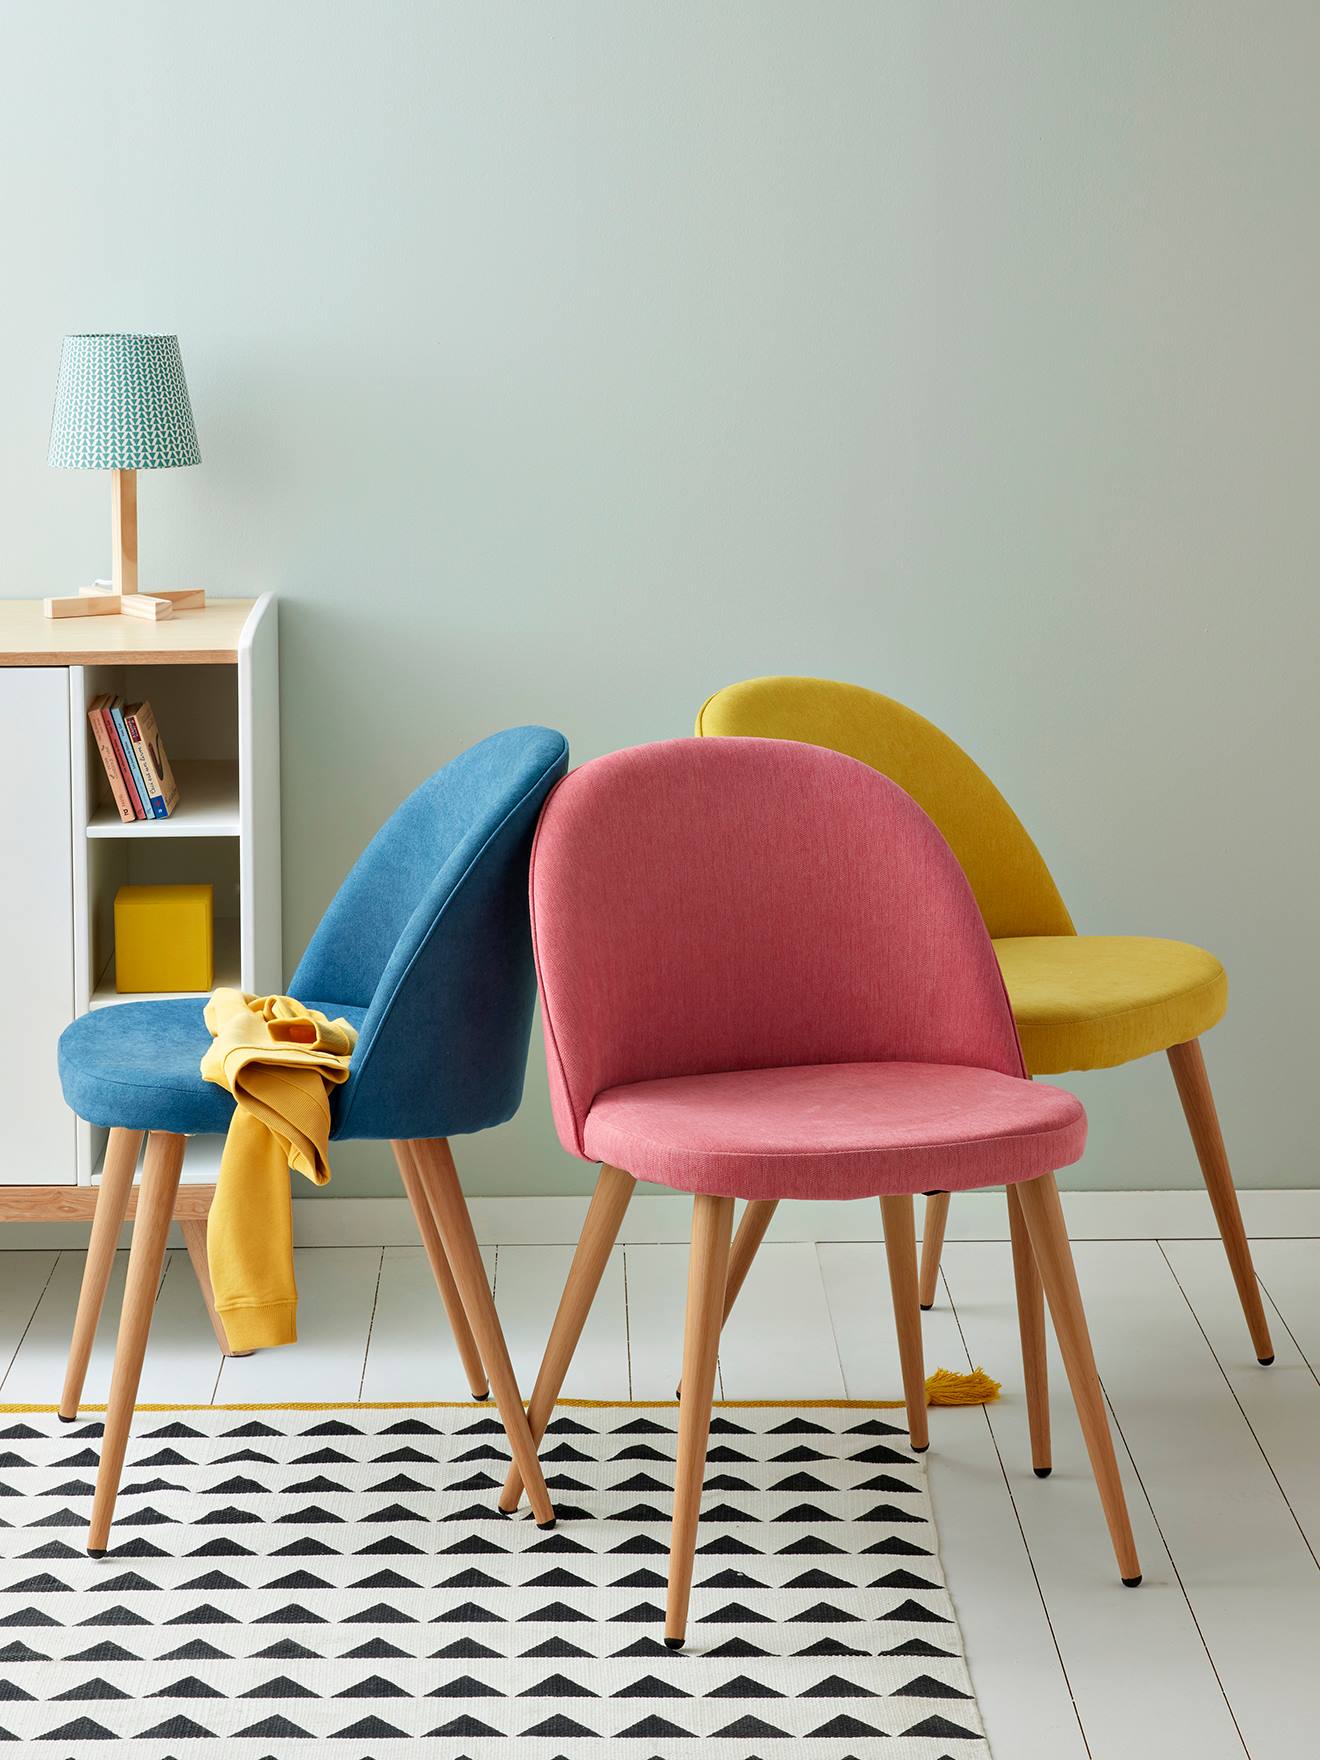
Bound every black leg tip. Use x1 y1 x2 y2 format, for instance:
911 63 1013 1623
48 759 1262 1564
57 1412 77 1424
1258 1355 1275 1366
911 1442 930 1453
919 1303 934 1312
664 1636 685 1650
535 1517 557 1531
1122 1574 1143 1588
474 1389 492 1400
86 1548 106 1559
1034 1466 1052 1478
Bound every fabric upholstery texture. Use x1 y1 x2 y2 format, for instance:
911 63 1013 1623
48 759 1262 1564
59 997 363 1137
696 675 1074 940
584 1061 1086 1200
59 726 569 1141
697 676 1227 1072
289 724 569 1140
531 737 1085 1200
994 935 1227 1073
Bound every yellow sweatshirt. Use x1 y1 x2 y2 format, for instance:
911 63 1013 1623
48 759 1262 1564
200 990 357 1352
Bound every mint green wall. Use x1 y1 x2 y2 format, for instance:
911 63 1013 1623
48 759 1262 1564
2 3 1316 1195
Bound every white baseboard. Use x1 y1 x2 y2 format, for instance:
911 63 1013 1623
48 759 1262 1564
3 1188 1317 1252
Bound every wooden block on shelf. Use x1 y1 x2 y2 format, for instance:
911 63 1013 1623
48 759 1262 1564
43 594 122 619
81 585 205 611
120 594 175 621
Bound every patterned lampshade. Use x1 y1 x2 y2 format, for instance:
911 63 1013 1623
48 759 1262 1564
48 333 201 471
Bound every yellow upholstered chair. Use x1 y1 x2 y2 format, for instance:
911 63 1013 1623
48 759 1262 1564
696 675 1273 1376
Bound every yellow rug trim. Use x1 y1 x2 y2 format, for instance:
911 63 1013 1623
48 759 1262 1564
926 1366 1002 1405
1 1398 902 1414
0 1369 998 1416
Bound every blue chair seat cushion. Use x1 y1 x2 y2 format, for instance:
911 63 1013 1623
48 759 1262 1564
58 998 368 1136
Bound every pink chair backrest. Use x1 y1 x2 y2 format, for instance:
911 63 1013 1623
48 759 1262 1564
530 737 1028 1160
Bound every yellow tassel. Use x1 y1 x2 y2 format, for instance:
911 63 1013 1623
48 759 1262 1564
924 1366 1001 1406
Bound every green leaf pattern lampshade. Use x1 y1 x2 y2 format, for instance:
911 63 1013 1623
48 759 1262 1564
48 333 200 470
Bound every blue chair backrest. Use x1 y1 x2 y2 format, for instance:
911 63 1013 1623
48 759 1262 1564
289 725 569 1141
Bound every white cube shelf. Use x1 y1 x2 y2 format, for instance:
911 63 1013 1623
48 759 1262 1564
0 595 281 1200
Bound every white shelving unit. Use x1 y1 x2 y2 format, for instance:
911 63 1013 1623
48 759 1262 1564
85 759 241 838
0 595 281 1205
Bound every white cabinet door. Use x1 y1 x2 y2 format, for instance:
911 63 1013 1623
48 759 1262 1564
0 668 75 1184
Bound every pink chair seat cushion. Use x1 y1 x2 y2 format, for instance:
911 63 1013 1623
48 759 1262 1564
582 1060 1086 1201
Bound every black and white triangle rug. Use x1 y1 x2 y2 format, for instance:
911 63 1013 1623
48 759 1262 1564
0 1402 986 1757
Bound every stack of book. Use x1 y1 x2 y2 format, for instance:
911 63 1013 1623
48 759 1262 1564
88 695 181 822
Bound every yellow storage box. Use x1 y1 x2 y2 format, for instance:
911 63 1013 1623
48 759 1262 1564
114 884 214 994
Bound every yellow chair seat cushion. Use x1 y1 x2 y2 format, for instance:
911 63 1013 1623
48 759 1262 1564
993 935 1228 1074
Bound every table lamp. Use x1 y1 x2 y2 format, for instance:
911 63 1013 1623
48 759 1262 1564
45 332 205 621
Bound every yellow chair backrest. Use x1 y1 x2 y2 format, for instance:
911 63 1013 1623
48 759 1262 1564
696 675 1074 941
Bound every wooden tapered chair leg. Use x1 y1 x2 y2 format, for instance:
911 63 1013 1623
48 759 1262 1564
88 1131 186 1555
1167 1039 1274 1364
666 1192 734 1648
59 1127 142 1422
179 1220 251 1358
677 1197 778 1397
1014 1171 1142 1585
880 1195 929 1453
919 1191 951 1310
392 1141 490 1400
722 1199 778 1323
408 1137 557 1528
501 1163 636 1511
1007 1182 1051 1476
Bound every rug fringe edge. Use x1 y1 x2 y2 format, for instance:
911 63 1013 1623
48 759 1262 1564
0 1397 909 1412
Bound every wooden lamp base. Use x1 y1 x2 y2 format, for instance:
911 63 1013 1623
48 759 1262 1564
43 469 205 621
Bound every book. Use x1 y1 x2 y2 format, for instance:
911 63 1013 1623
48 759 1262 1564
87 694 137 823
109 700 152 818
124 701 180 819
100 696 146 819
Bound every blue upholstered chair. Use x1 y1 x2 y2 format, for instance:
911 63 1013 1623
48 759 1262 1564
56 725 569 1552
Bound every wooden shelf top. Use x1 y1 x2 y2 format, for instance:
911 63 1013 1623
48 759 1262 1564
0 597 258 665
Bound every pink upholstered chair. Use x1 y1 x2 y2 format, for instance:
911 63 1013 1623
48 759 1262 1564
502 738 1140 1645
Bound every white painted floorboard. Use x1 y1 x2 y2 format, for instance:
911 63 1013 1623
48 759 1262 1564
941 1240 1248 1760
0 1248 222 1407
621 1243 717 1401
820 1243 1091 1760
1248 1239 1320 1376
1161 1239 1320 1564
212 1246 383 1403
358 1244 496 1403
3 1222 1318 1759
717 1240 847 1400
1066 1239 1320 1760
494 1243 630 1401
0 1250 57 1384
